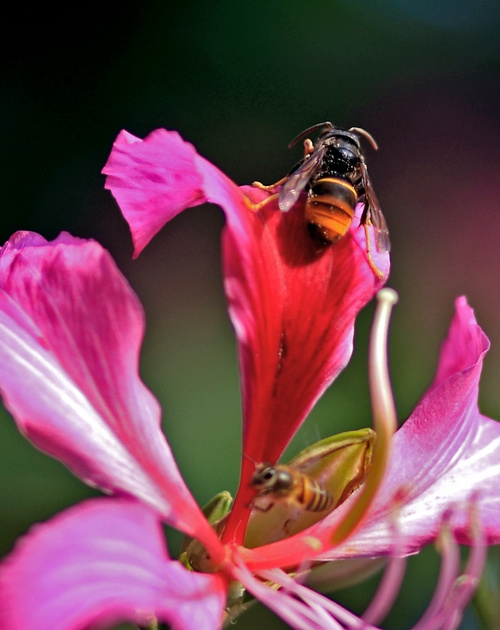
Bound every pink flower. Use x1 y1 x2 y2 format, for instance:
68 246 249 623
0 129 499 628
0 231 497 629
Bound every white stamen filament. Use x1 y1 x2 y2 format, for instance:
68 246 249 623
369 288 399 440
331 288 399 545
362 507 407 626
416 504 486 630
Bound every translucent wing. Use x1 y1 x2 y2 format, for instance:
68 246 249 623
278 145 327 212
360 161 391 253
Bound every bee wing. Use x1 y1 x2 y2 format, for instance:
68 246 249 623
359 162 391 253
278 145 327 212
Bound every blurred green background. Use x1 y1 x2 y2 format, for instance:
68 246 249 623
1 2 500 628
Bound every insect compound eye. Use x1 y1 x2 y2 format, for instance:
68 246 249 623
251 465 276 486
256 467 275 482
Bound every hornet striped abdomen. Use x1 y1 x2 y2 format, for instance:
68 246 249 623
305 176 358 243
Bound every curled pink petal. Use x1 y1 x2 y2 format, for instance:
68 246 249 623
313 297 500 556
348 296 500 553
103 129 206 256
431 296 488 388
0 232 221 551
0 498 226 630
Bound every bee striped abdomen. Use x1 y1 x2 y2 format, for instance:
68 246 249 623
305 177 357 243
249 463 335 514
297 475 335 512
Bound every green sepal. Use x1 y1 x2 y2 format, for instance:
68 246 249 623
244 428 375 548
179 491 233 571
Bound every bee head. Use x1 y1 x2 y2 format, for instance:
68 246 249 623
251 463 277 488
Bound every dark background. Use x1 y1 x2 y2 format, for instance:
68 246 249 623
1 2 499 628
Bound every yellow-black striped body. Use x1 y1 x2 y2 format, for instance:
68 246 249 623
250 463 334 513
305 177 357 244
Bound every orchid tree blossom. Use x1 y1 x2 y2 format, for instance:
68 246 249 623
0 230 498 629
102 128 390 538
0 128 499 628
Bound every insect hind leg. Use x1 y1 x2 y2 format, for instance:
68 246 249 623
363 223 385 280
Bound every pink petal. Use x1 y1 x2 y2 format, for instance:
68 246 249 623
346 297 500 553
0 232 220 549
103 129 206 256
102 130 390 542
0 499 226 630
221 191 387 466
431 295 487 387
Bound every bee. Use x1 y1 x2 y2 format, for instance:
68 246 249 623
249 462 334 513
251 122 390 275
